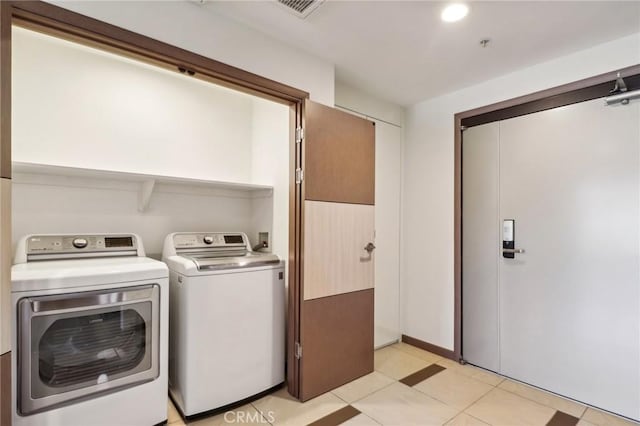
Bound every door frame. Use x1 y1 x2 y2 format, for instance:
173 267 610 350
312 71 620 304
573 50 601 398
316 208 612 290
454 64 640 362
0 0 310 416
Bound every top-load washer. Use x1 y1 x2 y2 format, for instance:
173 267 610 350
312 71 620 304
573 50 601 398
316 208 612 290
11 234 169 426
162 232 285 419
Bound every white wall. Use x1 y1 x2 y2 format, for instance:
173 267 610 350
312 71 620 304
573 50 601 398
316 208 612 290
250 98 290 262
13 27 255 183
11 176 258 259
335 80 404 127
402 32 640 350
48 0 335 106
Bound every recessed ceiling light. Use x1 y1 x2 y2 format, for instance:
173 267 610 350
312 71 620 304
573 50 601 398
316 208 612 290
441 3 469 23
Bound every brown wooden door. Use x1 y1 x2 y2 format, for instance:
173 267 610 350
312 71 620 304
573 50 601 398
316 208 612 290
290 99 375 401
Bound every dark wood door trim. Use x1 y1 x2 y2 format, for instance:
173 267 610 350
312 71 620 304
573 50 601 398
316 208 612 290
454 64 640 363
461 66 640 128
0 1 11 179
2 0 311 408
287 100 304 398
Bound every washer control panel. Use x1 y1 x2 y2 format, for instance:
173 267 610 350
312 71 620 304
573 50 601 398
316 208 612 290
27 234 136 255
173 233 247 250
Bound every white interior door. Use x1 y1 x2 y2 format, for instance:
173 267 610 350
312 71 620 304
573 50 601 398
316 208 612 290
463 98 640 421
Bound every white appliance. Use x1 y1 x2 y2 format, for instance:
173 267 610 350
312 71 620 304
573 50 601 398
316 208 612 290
162 232 285 419
11 234 169 426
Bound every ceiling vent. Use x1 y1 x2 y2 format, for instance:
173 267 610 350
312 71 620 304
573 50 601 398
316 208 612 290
276 0 325 19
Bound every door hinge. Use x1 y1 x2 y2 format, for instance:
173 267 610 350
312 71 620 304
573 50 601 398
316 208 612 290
461 125 468 132
295 168 304 184
296 127 304 143
295 342 302 359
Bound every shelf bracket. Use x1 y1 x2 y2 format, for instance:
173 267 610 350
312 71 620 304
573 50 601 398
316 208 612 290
138 179 156 212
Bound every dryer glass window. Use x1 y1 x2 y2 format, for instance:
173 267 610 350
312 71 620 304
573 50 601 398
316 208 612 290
18 285 160 415
37 308 147 388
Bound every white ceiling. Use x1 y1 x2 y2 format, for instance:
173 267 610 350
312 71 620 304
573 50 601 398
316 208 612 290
201 1 640 106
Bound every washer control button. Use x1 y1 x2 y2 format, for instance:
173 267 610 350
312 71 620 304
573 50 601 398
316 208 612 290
203 236 214 245
72 238 88 249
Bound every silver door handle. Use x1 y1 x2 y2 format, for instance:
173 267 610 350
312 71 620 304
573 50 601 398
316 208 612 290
503 248 525 254
364 242 376 253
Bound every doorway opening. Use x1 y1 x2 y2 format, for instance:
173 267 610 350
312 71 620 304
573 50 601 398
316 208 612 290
1 1 310 411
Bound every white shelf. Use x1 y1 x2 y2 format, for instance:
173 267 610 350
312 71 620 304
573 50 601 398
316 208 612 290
12 162 274 212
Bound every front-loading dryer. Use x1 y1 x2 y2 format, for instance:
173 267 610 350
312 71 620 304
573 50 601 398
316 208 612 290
162 232 285 419
11 234 169 426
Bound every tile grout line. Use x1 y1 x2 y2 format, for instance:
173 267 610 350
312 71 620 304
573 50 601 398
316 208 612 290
402 362 501 424
392 343 444 359
347 379 399 405
496 381 587 419
458 386 501 422
358 411 383 426
441 409 464 426
330 391 351 405
372 368 399 381
465 411 495 426
578 408 640 426
349 406 387 426
250 402 274 426
493 386 561 412
409 374 495 419
384 345 439 366
577 405 588 419
388 347 503 424
391 345 444 365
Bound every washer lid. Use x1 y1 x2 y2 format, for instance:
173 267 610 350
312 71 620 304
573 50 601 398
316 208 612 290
183 252 280 271
11 257 168 293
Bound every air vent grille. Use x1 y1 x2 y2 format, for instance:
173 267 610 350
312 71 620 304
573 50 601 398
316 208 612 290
276 0 324 18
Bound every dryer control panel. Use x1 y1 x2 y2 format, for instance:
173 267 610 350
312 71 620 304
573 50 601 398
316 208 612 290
19 234 142 262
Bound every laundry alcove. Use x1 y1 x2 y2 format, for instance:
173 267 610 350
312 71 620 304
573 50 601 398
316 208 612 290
11 25 290 260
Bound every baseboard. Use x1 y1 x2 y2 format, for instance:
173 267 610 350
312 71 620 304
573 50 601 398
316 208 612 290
401 335 457 361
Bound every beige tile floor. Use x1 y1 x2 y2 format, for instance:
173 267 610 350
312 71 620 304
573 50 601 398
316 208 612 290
167 343 639 426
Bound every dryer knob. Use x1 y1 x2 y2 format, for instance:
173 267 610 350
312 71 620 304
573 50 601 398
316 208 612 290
73 238 88 249
203 236 214 245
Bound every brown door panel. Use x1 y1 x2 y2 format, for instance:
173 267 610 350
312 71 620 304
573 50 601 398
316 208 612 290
304 100 375 205
292 100 375 401
300 289 374 401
